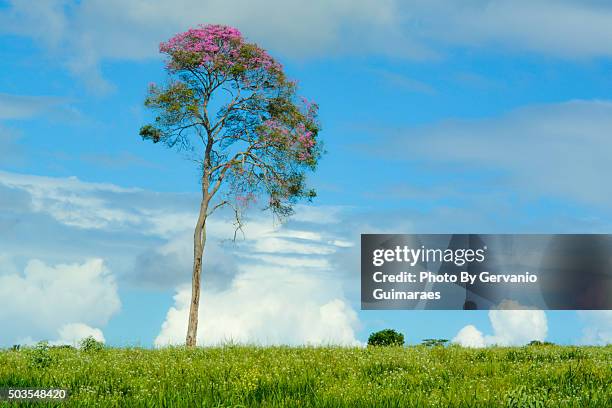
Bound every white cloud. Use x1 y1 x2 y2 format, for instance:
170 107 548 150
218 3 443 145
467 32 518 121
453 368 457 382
0 169 606 348
0 169 361 345
0 258 120 346
54 323 106 346
154 204 361 346
485 301 548 346
382 100 612 207
578 311 612 345
0 171 199 295
0 170 356 288
452 300 548 347
155 268 360 347
3 1 612 91
415 0 612 59
0 170 187 232
0 0 414 92
452 325 485 348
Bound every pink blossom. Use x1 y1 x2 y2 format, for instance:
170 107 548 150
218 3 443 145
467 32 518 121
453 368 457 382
236 192 256 207
160 24 281 73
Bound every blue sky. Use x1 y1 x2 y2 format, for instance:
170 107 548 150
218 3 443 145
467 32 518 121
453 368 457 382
0 0 611 347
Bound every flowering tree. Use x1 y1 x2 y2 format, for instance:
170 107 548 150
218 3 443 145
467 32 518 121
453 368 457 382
140 25 322 347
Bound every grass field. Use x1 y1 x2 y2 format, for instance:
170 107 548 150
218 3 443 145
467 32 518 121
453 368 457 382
1 344 610 407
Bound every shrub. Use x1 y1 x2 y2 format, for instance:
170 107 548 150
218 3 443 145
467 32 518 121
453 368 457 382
528 340 555 346
29 341 54 368
422 338 449 347
79 336 104 352
367 329 404 347
51 344 75 350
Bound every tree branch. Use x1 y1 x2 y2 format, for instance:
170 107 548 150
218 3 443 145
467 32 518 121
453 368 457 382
206 200 229 217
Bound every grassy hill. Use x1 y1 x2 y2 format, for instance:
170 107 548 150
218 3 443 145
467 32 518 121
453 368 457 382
1 344 610 407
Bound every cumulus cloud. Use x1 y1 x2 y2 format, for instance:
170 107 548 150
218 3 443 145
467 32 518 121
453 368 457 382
0 167 607 348
0 169 605 348
0 173 171 291
0 258 120 346
0 169 362 345
154 206 361 346
452 325 485 348
577 311 612 345
54 323 106 346
452 300 548 347
155 268 360 347
486 302 548 346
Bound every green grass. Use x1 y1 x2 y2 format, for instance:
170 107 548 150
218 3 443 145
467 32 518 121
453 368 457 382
1 345 610 407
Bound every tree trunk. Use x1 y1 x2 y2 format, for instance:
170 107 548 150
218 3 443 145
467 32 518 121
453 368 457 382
186 199 208 347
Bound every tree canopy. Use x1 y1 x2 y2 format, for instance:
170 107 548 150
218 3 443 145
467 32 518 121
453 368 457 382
140 24 322 220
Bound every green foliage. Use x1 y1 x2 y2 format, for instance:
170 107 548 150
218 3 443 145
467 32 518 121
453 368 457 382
141 27 322 222
50 344 75 350
367 329 405 347
506 385 547 408
1 345 610 407
528 340 555 346
422 338 449 347
79 336 104 353
139 124 162 143
28 341 54 368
